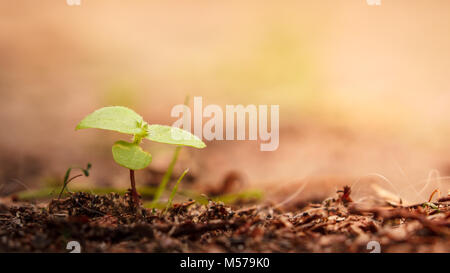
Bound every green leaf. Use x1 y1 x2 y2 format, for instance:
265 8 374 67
146 125 206 148
76 106 145 135
112 141 152 170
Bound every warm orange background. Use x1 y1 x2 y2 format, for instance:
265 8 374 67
1 0 450 204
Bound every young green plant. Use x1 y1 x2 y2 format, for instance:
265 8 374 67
76 106 205 207
58 163 92 200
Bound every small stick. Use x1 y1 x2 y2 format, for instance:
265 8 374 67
438 196 450 202
428 189 441 202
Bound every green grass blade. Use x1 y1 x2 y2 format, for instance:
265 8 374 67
164 168 189 213
149 146 182 208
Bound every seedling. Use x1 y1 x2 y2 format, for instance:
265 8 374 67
76 106 205 207
58 163 92 199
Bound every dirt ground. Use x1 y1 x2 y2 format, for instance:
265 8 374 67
0 187 449 253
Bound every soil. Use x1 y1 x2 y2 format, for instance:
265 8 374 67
0 187 449 253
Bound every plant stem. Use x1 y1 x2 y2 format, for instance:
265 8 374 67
129 169 139 207
150 146 182 208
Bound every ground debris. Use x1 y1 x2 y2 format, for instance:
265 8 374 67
0 189 449 252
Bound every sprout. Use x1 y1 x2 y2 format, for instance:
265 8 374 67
76 106 205 207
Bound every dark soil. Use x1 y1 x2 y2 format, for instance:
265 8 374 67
0 188 449 253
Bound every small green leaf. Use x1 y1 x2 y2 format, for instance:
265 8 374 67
146 125 206 148
76 106 145 135
112 141 152 170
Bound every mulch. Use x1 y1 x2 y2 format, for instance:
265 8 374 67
0 187 449 252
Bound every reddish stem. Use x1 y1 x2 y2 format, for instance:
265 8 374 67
129 170 139 207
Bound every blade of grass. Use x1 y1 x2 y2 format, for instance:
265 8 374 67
164 168 189 214
150 95 191 209
150 146 182 208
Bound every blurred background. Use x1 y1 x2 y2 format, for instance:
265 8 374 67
1 0 450 205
